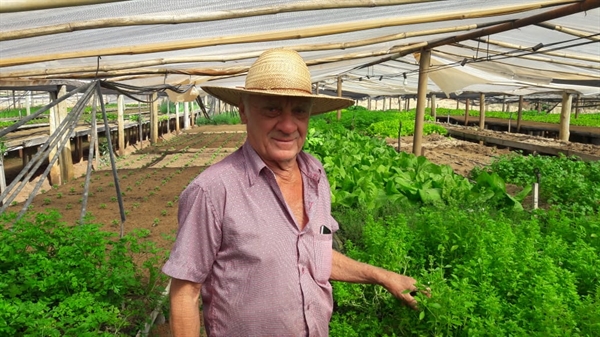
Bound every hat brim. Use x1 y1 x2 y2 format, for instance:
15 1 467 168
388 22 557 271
202 86 354 115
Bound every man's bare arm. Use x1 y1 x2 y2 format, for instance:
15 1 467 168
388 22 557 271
330 250 419 309
170 278 202 337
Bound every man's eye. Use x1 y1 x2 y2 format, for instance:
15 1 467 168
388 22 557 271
263 108 281 117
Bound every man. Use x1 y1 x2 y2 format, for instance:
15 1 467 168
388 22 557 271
163 48 421 337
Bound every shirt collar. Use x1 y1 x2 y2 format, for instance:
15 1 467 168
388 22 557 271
242 141 322 186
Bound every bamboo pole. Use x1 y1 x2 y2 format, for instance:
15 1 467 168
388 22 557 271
464 98 470 126
175 103 180 133
150 93 158 144
0 0 126 13
117 94 125 156
479 93 485 129
430 94 436 119
0 0 580 67
559 92 572 141
574 93 580 119
516 95 524 132
535 22 600 41
361 0 599 68
1 0 438 40
470 38 600 65
184 102 190 129
1 22 502 79
337 76 342 120
413 49 431 156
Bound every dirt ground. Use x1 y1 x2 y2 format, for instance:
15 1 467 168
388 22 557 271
2 123 599 335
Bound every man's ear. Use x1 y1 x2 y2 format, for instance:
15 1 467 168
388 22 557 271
239 98 248 125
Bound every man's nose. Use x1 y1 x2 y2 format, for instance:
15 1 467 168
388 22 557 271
277 109 297 134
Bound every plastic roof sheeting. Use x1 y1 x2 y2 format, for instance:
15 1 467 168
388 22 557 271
0 0 598 99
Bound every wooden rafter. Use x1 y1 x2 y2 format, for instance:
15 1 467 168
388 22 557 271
476 39 600 64
0 0 438 41
431 49 600 79
359 0 599 68
0 0 578 68
0 21 511 78
535 22 600 41
0 0 126 13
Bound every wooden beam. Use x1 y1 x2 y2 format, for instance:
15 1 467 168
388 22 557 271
337 76 343 120
516 95 524 133
117 94 125 156
150 93 159 144
559 92 572 141
479 93 485 130
464 98 470 126
413 49 431 156
535 22 600 41
0 1 580 67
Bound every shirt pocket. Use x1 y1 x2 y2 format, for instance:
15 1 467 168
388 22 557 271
313 233 333 285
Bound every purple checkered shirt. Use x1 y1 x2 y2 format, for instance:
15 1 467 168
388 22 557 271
162 141 337 336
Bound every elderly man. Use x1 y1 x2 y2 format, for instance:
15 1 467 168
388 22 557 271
162 49 421 337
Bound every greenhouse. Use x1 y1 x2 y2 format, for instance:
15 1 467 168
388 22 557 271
0 0 599 336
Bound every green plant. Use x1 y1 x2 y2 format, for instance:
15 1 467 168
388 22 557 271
42 198 51 205
161 210 167 216
99 203 107 209
65 203 72 210
0 210 167 335
56 193 62 199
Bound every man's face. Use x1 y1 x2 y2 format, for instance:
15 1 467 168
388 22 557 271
239 94 312 168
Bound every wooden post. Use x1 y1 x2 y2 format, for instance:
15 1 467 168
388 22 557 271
150 92 159 144
337 76 342 120
537 100 542 114
314 81 319 95
175 102 181 133
479 93 486 130
117 94 125 156
166 99 171 133
0 151 5 206
430 94 436 120
397 96 401 110
367 97 371 110
456 99 460 110
559 92 572 141
516 95 524 133
406 97 410 111
502 95 506 112
574 94 581 119
464 98 470 126
48 85 73 185
183 101 190 129
26 91 31 115
413 49 431 156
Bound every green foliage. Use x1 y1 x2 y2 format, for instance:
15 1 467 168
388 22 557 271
433 107 600 127
305 119 524 212
197 113 241 125
471 153 600 215
0 210 167 336
331 206 600 336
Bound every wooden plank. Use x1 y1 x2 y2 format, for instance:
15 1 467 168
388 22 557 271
446 128 599 162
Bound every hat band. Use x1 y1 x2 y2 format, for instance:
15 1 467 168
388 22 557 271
245 87 312 95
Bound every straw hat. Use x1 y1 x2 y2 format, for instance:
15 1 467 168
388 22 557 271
202 49 354 115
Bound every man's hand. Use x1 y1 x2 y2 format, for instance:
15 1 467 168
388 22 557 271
331 251 428 310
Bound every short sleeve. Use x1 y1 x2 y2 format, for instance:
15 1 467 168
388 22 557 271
162 182 222 283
